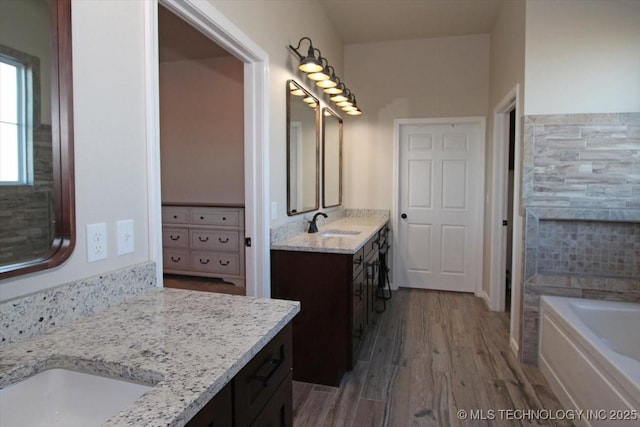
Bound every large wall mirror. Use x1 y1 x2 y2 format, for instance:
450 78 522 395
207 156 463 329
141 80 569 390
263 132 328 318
286 80 319 216
322 108 342 208
0 0 75 279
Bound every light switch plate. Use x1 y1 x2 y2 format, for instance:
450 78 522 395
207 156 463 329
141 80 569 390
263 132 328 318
87 223 108 262
117 219 134 255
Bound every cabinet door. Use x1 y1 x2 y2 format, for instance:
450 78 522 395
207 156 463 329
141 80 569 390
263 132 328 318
249 372 292 427
234 325 292 427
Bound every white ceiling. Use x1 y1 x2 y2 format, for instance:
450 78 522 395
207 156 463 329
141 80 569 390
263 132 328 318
318 0 504 44
158 0 504 61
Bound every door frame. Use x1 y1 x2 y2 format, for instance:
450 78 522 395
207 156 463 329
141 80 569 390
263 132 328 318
392 117 486 296
144 0 271 297
488 85 522 319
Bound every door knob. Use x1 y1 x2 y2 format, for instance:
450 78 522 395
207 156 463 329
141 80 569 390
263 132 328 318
401 213 407 219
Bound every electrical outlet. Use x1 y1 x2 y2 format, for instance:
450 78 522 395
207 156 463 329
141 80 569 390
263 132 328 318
87 223 108 262
117 219 134 255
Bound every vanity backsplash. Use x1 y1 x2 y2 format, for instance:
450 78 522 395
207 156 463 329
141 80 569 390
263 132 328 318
0 262 157 347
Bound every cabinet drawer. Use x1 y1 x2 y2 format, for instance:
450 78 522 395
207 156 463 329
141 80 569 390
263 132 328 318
191 209 240 227
363 234 378 261
162 227 189 248
352 247 364 277
352 270 364 312
190 230 239 252
163 249 189 270
235 325 292 427
191 252 240 275
162 207 190 224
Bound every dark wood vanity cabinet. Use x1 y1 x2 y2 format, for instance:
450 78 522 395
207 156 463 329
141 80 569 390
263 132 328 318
271 225 388 386
187 324 293 427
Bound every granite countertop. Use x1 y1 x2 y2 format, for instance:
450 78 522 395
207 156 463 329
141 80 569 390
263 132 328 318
271 216 388 254
0 288 300 426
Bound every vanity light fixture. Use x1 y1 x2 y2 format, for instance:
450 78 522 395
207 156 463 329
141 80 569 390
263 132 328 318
289 36 363 116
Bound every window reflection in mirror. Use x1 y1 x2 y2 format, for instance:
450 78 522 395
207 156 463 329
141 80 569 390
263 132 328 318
322 108 342 208
0 0 75 279
286 80 319 216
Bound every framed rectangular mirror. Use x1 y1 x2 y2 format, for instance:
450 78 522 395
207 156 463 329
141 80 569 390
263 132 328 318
322 108 342 208
286 80 319 216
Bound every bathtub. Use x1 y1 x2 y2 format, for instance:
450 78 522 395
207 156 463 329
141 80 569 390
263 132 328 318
539 296 640 426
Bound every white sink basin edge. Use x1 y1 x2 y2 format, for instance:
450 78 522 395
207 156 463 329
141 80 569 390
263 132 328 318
0 368 154 427
319 230 362 238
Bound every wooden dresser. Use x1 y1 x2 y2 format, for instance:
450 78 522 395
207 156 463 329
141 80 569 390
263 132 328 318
162 204 245 288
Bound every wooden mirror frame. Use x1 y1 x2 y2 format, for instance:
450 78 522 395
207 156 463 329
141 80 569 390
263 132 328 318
321 108 342 208
286 80 319 216
0 0 75 279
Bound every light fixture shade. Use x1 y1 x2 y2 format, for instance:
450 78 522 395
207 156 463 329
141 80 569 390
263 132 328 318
316 78 337 88
347 109 362 116
307 70 330 81
336 100 353 107
323 86 343 95
303 96 315 103
330 93 348 102
299 46 323 73
341 105 357 111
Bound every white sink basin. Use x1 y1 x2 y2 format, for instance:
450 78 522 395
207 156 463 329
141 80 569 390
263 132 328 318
319 230 361 238
0 368 153 427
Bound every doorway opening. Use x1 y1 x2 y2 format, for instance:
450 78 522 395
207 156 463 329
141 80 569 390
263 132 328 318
144 0 270 297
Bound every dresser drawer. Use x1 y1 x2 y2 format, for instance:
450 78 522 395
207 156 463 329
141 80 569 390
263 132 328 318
191 252 240 275
191 209 240 227
162 207 190 224
162 227 189 248
235 325 292 427
163 248 189 270
190 230 239 252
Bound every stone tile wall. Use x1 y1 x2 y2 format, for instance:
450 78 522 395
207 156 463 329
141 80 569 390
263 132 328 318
520 113 640 364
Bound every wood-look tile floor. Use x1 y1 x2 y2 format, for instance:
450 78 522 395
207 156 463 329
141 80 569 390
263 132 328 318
292 289 572 427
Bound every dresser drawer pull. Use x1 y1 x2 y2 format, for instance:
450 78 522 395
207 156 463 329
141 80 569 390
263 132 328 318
173 215 178 219
218 237 230 243
222 217 227 221
219 260 230 266
170 256 181 262
198 236 209 242
199 258 211 265
252 357 283 388
169 235 181 241
200 216 205 220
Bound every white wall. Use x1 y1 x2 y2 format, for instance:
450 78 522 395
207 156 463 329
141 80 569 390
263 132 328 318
0 1 150 301
160 56 244 204
524 0 640 115
209 0 344 225
342 35 490 210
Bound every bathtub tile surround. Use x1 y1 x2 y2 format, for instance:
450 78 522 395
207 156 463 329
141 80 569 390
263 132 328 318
0 262 157 347
520 112 640 364
0 288 299 426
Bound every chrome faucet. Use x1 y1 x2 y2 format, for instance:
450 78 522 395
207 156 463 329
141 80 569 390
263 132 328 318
308 212 328 233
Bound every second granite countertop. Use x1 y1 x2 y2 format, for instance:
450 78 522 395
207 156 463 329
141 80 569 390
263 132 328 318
271 216 388 254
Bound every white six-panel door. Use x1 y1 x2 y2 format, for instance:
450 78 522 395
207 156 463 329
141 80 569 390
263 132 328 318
396 120 484 293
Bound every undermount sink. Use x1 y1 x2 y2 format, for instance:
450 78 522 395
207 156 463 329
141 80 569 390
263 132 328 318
0 368 153 427
319 230 361 238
